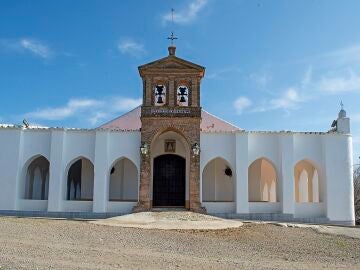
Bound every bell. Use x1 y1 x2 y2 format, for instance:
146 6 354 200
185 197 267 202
180 96 186 103
157 96 164 104
178 87 187 96
156 86 164 95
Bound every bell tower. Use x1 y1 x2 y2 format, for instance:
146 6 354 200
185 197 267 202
134 42 205 213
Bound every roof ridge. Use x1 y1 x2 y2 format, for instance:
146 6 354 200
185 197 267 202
99 106 242 132
201 108 242 131
98 105 141 128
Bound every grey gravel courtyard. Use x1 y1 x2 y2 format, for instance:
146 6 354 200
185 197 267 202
0 216 359 270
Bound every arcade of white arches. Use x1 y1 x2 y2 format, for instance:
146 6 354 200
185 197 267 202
23 154 320 204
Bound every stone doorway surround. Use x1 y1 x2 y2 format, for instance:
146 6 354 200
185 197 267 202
134 122 205 213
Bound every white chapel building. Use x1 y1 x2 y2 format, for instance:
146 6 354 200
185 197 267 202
0 45 355 225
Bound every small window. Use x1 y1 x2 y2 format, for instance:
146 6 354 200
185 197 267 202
154 85 166 106
177 86 189 106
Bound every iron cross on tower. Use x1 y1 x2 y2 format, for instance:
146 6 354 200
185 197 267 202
167 8 178 45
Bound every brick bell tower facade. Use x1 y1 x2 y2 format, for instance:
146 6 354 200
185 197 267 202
133 45 206 213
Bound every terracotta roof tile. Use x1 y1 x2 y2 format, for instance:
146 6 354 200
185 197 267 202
99 106 241 132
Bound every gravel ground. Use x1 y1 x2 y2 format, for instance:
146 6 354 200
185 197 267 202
0 216 359 270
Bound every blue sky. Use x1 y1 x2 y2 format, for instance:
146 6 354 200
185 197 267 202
0 0 359 161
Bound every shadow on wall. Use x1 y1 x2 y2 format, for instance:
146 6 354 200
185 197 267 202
24 155 49 200
66 157 94 201
248 158 277 202
109 157 138 201
202 157 234 202
294 160 320 203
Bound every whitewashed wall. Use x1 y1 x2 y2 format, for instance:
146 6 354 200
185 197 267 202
0 128 140 214
200 131 354 225
0 127 355 225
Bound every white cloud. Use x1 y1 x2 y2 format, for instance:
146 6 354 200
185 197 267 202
270 88 302 110
88 112 109 126
0 38 52 59
112 97 142 111
26 98 102 120
250 72 272 87
301 66 313 88
299 45 360 94
322 44 360 67
233 97 252 114
206 66 241 80
253 88 303 112
25 97 142 126
317 70 360 94
162 0 208 25
117 39 145 56
248 63 360 114
229 44 360 116
300 44 360 70
20 39 52 59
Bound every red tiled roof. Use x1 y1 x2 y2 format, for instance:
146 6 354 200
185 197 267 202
99 106 241 132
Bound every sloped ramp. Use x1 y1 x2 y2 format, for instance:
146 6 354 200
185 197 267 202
90 211 243 230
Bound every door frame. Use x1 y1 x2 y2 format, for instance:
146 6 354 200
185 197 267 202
152 154 186 207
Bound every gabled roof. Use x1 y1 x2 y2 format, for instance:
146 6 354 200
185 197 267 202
99 106 242 132
138 55 205 77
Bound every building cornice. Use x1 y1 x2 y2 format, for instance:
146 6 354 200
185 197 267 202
0 124 351 136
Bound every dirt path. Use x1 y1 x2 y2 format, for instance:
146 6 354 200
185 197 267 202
0 216 359 269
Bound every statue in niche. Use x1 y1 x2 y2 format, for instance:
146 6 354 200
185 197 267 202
165 140 176 153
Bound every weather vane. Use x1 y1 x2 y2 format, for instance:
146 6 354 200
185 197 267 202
167 8 178 45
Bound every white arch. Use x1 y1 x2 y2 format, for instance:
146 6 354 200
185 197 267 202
248 158 277 202
66 157 94 201
294 159 321 203
109 157 138 201
23 155 50 200
109 156 139 176
202 157 234 202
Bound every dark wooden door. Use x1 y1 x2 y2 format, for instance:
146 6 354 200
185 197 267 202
153 154 186 207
